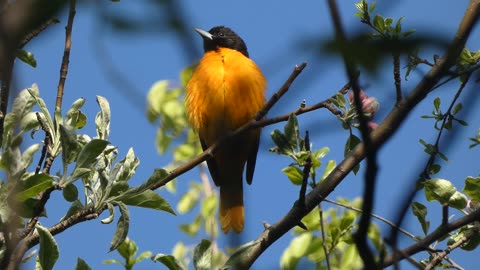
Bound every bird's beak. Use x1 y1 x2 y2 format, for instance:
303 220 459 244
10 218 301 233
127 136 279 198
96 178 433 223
194 28 213 40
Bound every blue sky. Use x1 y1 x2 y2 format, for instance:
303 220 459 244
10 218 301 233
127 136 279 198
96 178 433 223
15 0 480 269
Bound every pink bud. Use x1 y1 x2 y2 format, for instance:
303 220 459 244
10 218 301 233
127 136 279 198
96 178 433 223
362 97 380 114
348 90 369 103
368 121 379 131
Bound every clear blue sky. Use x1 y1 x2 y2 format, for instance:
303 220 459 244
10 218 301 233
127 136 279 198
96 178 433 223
15 0 480 269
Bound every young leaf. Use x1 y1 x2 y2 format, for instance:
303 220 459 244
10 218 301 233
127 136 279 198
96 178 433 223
152 254 185 270
61 200 84 222
75 139 109 169
448 191 468 210
109 202 130 252
116 190 175 214
221 240 260 270
75 257 92 270
284 114 300 150
96 96 111 140
101 203 115 224
16 49 37 68
193 239 212 270
282 166 303 185
177 189 200 214
16 174 55 202
62 183 78 202
36 224 59 270
59 125 81 166
411 202 430 235
270 129 292 155
463 176 480 201
424 178 456 204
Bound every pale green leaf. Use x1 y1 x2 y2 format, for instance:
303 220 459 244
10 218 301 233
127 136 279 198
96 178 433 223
36 224 59 270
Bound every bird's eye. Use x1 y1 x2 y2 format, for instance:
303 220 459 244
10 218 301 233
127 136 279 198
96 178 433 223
218 32 224 37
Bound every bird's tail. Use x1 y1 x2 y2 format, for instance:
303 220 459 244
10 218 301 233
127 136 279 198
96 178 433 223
219 182 244 233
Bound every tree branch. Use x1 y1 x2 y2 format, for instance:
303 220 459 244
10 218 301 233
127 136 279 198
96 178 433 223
383 208 480 267
233 1 480 268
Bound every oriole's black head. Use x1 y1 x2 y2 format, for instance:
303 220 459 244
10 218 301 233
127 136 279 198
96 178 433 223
194 26 249 58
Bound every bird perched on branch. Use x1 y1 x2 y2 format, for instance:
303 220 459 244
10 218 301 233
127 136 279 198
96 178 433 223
185 26 266 233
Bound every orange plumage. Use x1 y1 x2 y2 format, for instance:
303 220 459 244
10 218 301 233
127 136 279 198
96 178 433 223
185 26 266 233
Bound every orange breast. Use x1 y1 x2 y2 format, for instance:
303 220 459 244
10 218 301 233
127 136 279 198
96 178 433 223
185 48 266 145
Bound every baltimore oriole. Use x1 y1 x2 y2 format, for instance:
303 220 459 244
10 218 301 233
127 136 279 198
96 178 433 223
185 26 266 233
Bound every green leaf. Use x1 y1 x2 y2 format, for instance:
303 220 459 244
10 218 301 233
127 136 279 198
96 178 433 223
282 165 303 185
117 190 175 214
463 176 480 201
344 134 361 157
284 114 300 150
424 178 456 204
59 125 80 166
152 254 185 270
62 183 78 202
193 239 212 270
449 191 468 210
179 216 201 236
101 203 115 224
109 202 130 252
177 189 200 214
433 97 441 112
117 237 137 261
75 139 109 169
156 129 173 154
16 49 37 67
28 88 54 141
114 148 140 182
221 240 260 270
127 168 168 194
21 143 41 171
373 14 385 32
411 202 429 235
173 144 196 162
200 194 217 218
36 224 59 270
75 257 92 270
19 112 40 134
61 200 84 222
96 96 111 140
16 174 55 202
429 163 441 175
320 160 336 182
452 103 463 115
146 80 169 122
280 233 312 270
270 129 292 155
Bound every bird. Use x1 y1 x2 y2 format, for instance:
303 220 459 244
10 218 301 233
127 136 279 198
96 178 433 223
185 26 266 233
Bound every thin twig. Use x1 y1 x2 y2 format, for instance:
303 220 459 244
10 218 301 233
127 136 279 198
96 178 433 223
18 18 59 49
318 203 331 270
425 235 468 270
299 131 311 206
323 198 416 240
383 208 480 267
393 53 402 102
34 112 50 174
442 204 449 226
54 0 76 127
